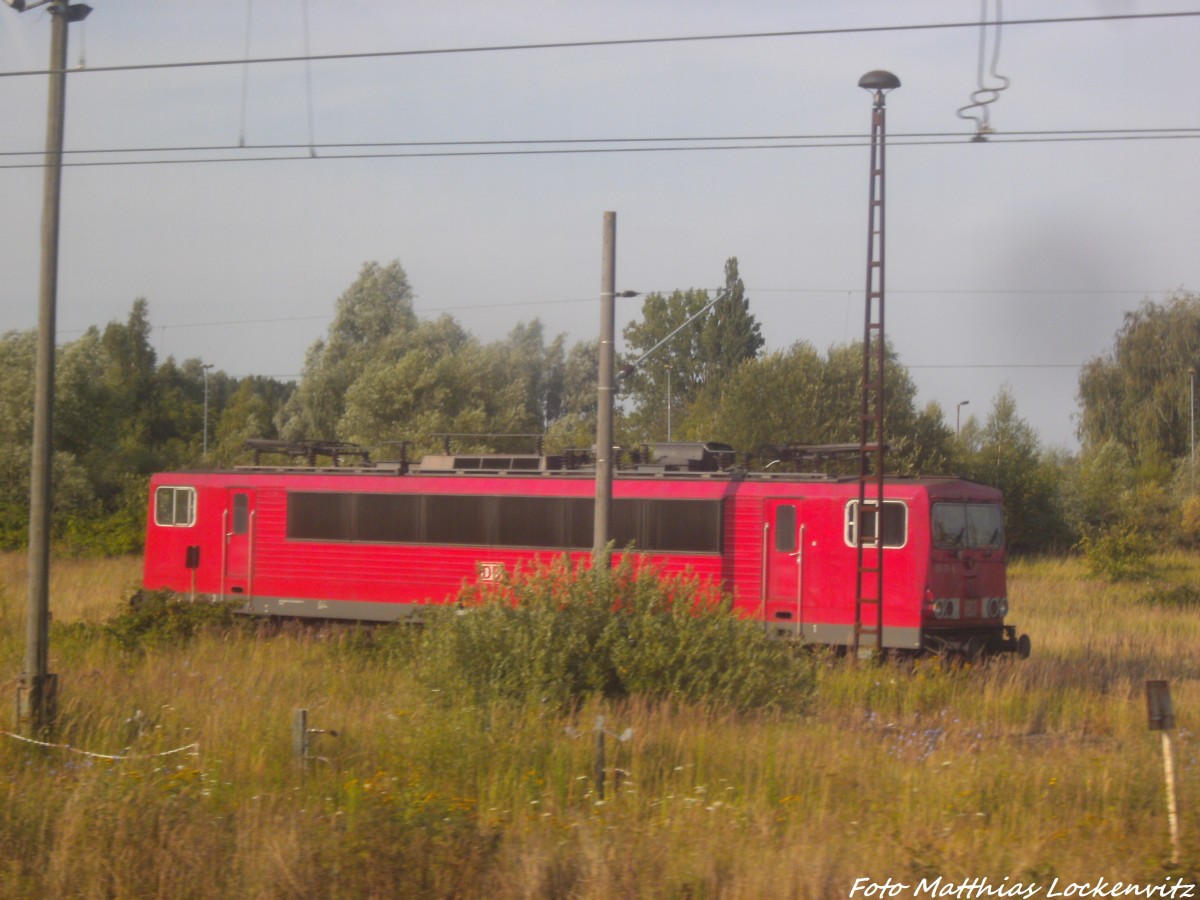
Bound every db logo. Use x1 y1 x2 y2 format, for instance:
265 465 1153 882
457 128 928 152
478 562 505 582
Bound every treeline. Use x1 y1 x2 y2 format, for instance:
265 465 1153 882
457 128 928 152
1 257 1197 561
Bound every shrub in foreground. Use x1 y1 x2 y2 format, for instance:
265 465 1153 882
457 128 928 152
415 554 816 713
105 590 246 651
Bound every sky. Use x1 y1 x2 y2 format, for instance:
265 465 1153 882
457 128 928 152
1 0 1198 451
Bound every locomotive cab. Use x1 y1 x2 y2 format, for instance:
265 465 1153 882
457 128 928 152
919 488 1028 658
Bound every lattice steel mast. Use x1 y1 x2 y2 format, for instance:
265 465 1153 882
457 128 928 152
854 70 900 657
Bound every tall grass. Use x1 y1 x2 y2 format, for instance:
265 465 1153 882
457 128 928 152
0 551 1196 897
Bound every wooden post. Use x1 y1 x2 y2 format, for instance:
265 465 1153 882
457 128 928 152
293 708 309 773
1146 680 1180 865
593 715 605 800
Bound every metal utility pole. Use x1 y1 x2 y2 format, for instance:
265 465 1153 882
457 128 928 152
202 364 215 459
665 365 672 442
853 70 899 659
10 0 92 735
1189 368 1195 494
593 212 617 562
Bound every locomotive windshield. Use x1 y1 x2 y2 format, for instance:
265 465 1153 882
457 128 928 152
931 502 1004 550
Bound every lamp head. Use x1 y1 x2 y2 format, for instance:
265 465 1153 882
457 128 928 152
858 70 901 92
59 2 91 21
6 0 92 16
859 70 900 109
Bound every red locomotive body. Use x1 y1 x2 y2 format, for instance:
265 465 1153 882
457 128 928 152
143 443 1027 657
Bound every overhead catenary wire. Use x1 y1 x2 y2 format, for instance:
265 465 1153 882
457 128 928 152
0 130 1197 171
300 0 317 158
1 127 1197 160
957 0 1012 138
237 0 254 148
1 10 1197 80
40 285 1178 337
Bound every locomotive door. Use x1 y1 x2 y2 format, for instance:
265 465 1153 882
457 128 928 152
763 499 806 637
222 488 256 597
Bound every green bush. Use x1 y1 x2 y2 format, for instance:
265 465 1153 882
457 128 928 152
1076 525 1155 582
105 590 246 652
415 554 816 713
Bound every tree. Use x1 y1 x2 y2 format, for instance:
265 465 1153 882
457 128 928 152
282 260 417 439
1059 439 1134 537
699 258 765 386
338 315 475 450
1077 292 1200 470
696 339 956 476
960 388 1068 553
483 320 566 433
620 257 764 441
544 339 601 452
212 377 294 465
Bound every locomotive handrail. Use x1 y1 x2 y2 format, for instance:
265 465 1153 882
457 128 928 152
759 521 769 631
248 509 256 601
219 508 227 602
796 524 806 635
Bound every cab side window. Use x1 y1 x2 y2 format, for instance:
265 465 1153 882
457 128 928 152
154 486 196 527
845 499 907 549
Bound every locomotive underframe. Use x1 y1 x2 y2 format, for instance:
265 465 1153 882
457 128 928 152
230 592 1027 658
921 624 1029 659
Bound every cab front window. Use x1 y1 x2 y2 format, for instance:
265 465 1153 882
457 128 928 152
932 503 1003 550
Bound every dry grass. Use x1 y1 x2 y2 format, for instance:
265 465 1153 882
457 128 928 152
0 552 1197 898
0 552 141 625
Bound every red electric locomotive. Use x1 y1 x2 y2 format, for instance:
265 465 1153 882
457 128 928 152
142 440 1029 658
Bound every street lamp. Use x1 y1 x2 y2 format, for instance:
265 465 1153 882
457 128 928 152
1189 368 1195 494
202 364 215 459
665 365 672 442
956 399 970 433
9 0 93 736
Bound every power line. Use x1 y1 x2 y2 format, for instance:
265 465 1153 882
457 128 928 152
206 362 1093 382
1 11 1197 80
1 130 1197 171
1 128 1195 161
44 286 1178 339
907 363 1083 370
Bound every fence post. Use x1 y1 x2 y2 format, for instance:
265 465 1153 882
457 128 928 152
294 708 309 773
593 715 605 800
1146 680 1180 865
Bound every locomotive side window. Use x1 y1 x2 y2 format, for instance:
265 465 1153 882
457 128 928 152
357 494 421 543
643 499 722 553
154 486 196 527
774 505 797 553
288 492 352 541
232 494 250 534
844 500 907 549
932 503 1003 549
426 496 490 545
286 491 721 553
495 497 569 548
